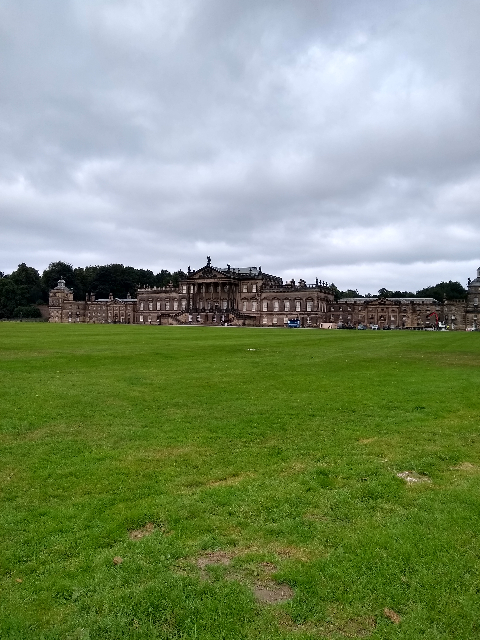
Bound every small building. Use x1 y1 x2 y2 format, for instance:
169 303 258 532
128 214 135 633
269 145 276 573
49 280 136 323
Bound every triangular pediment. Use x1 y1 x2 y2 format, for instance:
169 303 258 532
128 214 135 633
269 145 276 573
191 265 229 279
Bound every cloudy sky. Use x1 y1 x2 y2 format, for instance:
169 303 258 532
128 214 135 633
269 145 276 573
1 0 479 293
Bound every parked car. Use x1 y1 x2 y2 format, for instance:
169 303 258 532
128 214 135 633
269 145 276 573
371 324 379 330
357 324 367 330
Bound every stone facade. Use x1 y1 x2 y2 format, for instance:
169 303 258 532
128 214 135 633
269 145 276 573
136 261 334 327
331 297 443 330
49 263 480 331
49 279 135 324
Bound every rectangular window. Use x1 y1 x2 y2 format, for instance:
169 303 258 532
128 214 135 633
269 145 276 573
156 301 161 311
307 301 312 312
148 302 153 311
284 300 290 312
173 300 178 311
273 300 279 312
181 299 187 310
139 314 144 323
222 300 227 309
243 285 248 293
262 301 268 311
262 316 267 324
295 301 301 312
165 300 170 310
242 301 247 311
182 285 187 294
140 302 144 311
251 301 257 311
252 284 257 293
273 315 278 324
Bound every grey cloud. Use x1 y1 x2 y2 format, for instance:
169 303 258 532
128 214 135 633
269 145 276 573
0 0 479 291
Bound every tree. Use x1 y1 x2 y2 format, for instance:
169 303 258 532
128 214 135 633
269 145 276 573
42 262 77 295
10 263 44 303
155 269 173 288
416 281 467 301
339 289 363 299
329 283 341 301
0 264 44 318
12 305 42 318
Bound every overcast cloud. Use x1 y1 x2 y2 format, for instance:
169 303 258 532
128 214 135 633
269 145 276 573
1 0 479 292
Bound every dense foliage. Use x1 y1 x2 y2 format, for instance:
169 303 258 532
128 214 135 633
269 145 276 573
332 281 467 301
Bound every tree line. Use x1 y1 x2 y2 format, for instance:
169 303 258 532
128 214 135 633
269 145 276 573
332 281 467 302
0 261 469 319
0 261 186 319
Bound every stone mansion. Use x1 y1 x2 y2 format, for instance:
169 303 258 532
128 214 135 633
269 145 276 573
48 259 480 331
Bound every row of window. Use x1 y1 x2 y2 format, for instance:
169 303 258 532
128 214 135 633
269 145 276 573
137 314 310 325
179 283 258 294
242 300 320 312
139 299 326 312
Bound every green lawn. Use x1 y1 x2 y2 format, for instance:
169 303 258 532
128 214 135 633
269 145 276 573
1 324 480 639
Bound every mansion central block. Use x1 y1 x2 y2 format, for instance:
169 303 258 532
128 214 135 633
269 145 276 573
49 260 480 331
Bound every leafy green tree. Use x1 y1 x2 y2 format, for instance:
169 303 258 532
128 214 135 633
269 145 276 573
0 264 44 318
42 262 77 295
86 264 141 299
329 283 341 301
12 305 42 318
339 289 363 299
171 270 186 287
10 263 44 303
416 281 467 301
0 277 20 318
155 269 173 288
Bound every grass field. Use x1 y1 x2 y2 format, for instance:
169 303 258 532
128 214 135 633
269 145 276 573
1 324 480 639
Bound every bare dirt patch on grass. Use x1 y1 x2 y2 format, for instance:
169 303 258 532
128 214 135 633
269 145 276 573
279 612 376 637
384 608 401 624
195 550 237 580
253 582 294 604
179 548 296 603
128 522 156 541
451 462 480 472
205 472 254 488
396 471 431 484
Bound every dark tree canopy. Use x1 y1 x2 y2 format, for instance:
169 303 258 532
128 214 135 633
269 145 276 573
42 262 77 294
416 281 467 300
378 287 416 298
0 264 44 318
